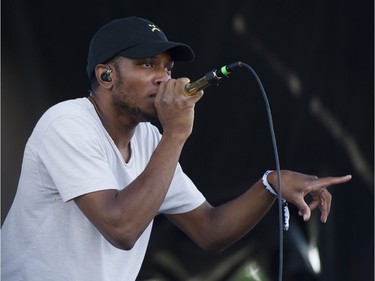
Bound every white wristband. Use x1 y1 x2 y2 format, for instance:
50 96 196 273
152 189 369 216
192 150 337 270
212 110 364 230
262 170 290 231
262 170 278 197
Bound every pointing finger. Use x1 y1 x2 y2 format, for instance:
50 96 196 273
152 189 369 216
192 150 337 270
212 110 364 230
310 175 352 192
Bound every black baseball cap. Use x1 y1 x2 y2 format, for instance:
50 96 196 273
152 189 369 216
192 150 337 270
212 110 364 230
86 16 195 79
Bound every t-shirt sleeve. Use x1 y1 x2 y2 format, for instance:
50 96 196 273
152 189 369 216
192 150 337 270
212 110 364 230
38 114 119 202
158 163 206 215
135 123 206 215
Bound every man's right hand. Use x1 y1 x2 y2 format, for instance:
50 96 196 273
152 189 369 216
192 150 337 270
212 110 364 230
155 78 204 142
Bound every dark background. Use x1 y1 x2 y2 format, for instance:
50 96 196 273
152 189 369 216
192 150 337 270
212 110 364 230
2 1 374 281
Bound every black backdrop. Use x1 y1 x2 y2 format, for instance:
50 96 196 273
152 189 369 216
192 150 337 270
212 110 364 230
2 1 374 280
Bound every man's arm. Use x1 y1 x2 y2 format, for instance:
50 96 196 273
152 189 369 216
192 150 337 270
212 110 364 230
167 171 351 253
167 179 275 253
74 134 187 250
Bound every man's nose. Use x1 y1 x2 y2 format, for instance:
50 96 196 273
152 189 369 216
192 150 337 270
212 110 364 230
154 70 171 85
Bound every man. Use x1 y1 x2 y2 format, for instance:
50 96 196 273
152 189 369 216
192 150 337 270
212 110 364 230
1 16 351 281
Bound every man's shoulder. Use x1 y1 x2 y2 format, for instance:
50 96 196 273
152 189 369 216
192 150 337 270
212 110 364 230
46 97 90 115
31 98 96 137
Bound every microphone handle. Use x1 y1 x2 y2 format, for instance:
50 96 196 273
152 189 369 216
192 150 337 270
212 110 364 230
184 62 242 96
184 71 219 96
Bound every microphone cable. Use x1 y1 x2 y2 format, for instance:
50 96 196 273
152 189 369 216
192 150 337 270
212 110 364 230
185 61 287 281
238 62 285 281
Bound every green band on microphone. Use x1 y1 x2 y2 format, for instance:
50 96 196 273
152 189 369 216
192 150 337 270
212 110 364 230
221 65 230 77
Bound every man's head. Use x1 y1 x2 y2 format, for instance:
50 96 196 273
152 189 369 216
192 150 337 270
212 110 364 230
86 17 194 81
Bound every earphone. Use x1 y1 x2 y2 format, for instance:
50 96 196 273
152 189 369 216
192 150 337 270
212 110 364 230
100 66 112 82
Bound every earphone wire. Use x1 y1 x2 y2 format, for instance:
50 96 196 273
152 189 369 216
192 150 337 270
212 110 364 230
239 62 285 281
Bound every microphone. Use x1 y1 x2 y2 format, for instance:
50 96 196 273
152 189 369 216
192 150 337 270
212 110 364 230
184 61 242 96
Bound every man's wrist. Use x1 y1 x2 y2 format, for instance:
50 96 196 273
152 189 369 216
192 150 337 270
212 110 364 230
262 170 289 231
262 170 278 197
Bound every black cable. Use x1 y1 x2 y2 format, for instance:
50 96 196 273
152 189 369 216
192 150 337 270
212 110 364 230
238 62 285 281
188 61 286 280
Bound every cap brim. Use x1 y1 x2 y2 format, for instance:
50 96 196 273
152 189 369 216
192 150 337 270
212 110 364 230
118 41 195 62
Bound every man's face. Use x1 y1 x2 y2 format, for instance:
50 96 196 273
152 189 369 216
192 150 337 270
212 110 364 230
110 53 174 122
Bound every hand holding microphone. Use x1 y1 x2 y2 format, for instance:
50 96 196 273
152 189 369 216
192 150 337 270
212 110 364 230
154 60 243 142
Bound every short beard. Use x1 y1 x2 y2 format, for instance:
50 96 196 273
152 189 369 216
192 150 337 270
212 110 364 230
112 71 157 123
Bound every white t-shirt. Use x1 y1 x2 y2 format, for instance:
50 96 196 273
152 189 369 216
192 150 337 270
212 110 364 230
1 97 206 281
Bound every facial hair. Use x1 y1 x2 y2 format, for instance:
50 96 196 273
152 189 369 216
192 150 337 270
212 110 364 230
112 74 158 123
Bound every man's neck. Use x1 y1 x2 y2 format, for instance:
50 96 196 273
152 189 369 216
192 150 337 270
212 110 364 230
88 93 136 150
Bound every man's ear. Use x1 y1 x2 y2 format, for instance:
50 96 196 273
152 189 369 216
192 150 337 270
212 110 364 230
95 64 113 88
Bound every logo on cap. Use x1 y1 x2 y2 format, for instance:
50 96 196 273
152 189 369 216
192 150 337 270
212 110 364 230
148 24 161 32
